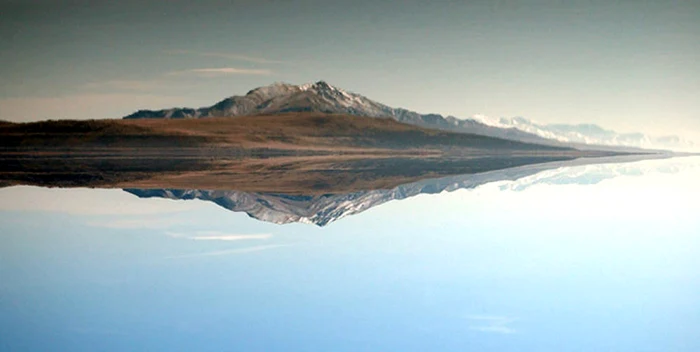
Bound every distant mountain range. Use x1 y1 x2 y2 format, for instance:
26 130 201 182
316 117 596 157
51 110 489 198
124 80 690 152
124 154 668 226
469 115 695 151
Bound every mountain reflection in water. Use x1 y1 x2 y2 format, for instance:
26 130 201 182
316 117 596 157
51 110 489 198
2 156 699 352
125 154 673 226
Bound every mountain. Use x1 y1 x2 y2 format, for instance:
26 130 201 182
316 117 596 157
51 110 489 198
124 80 692 152
124 81 559 146
468 115 695 151
126 81 389 119
124 154 669 226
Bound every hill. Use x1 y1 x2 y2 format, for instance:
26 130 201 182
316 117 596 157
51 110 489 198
2 113 576 152
0 113 625 192
123 81 558 146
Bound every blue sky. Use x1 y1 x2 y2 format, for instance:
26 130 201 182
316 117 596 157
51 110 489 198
1 0 698 141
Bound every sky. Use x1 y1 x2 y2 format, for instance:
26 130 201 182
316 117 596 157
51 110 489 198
1 0 698 141
2 157 700 351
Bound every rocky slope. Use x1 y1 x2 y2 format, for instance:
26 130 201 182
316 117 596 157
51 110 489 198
124 81 693 152
124 81 555 145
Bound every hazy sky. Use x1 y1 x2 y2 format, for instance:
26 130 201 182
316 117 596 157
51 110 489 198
1 0 698 140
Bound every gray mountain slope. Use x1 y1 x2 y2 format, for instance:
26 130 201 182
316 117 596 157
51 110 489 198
124 81 559 146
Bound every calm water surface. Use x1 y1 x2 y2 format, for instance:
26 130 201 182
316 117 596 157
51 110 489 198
1 157 699 351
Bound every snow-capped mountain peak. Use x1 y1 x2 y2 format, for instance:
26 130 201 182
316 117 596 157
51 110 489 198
123 81 694 151
123 81 578 147
469 114 509 129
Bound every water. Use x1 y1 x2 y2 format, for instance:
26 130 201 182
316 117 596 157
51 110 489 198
1 157 699 351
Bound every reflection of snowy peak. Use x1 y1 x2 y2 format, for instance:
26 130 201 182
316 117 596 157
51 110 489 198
499 156 696 192
468 115 695 151
125 189 399 226
124 155 672 226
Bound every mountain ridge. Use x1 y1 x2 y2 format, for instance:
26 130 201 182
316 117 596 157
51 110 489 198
468 115 694 151
123 80 690 152
124 81 561 147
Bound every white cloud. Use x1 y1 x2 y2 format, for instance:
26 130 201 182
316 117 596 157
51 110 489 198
168 67 272 76
76 50 282 95
86 217 187 229
68 327 127 336
467 315 518 334
190 234 272 241
164 244 291 259
167 50 285 64
469 326 517 334
79 66 271 97
82 79 166 92
165 231 272 241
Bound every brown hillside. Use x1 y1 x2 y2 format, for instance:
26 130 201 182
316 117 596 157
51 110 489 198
0 113 572 153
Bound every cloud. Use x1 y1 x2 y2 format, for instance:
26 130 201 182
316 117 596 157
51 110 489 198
190 234 272 241
86 217 188 229
77 50 282 94
167 50 285 64
168 67 272 76
164 244 291 259
81 67 271 96
165 231 272 241
467 315 518 334
82 79 165 92
69 327 127 336
469 326 517 334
